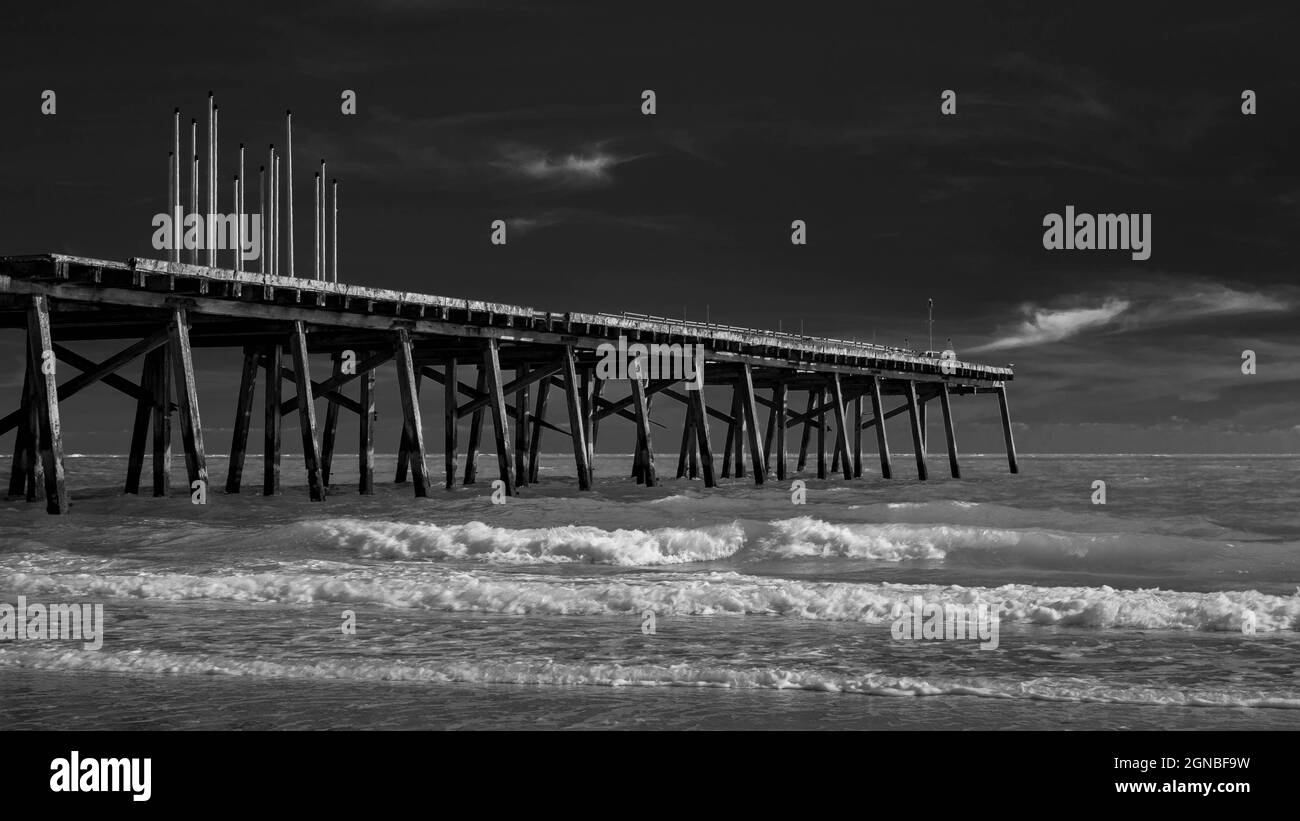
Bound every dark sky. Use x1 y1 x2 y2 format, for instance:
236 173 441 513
2 1 1298 456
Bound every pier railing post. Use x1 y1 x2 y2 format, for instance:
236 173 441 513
904 380 928 480
481 338 514 495
26 295 69 513
996 383 1020 474
392 329 429 498
938 383 961 479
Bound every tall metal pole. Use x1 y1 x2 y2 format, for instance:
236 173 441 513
268 144 276 276
234 175 242 273
331 179 338 283
172 109 181 263
285 110 294 278
313 172 321 280
259 165 266 275
928 298 934 352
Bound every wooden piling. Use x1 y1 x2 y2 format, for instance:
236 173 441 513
289 321 326 500
774 382 788 480
514 365 530 488
797 390 814 472
463 366 485 485
815 388 827 479
629 370 657 487
996 384 1020 474
560 345 592 491
393 329 429 498
320 351 343 487
739 364 765 483
687 383 717 487
359 350 376 494
868 376 892 479
481 338 514 495
904 380 928 480
853 395 863 478
263 344 282 495
527 373 548 483
444 356 458 489
26 296 69 513
124 353 152 495
225 346 259 493
151 345 172 498
830 374 853 480
395 368 422 483
938 383 961 479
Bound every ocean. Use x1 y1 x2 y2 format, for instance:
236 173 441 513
2 453 1298 730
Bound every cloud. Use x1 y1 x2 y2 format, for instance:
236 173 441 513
493 144 627 187
970 279 1296 352
970 299 1130 351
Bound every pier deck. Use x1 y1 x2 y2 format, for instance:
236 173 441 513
0 253 1018 513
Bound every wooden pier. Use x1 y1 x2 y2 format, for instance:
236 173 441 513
0 253 1018 514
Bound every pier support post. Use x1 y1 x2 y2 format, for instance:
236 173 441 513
124 355 152 496
359 350 375 494
528 372 549 484
796 389 814 473
582 369 598 484
225 346 259 493
676 403 693 479
904 380 928 480
9 367 33 499
774 383 788 480
463 366 485 485
445 356 459 489
392 329 429 498
289 322 326 500
26 296 69 513
481 338 514 495
996 383 1020 474
918 396 928 455
762 387 779 473
739 364 765 484
938 383 961 479
853 395 863 478
830 374 853 480
263 344 282 495
869 376 892 479
395 368 422 483
320 352 343 488
560 345 591 491
688 382 717 487
514 366 530 488
629 370 657 487
721 390 737 478
169 309 208 500
150 345 172 497
815 387 827 479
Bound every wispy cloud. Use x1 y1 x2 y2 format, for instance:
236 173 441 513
493 143 631 188
971 279 1296 352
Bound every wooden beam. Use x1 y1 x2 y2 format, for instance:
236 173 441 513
904 380 928 480
278 368 364 416
393 328 430 497
582 369 597 485
169 308 208 499
481 338 514 495
290 320 326 500
513 365 530 487
224 346 259 493
394 367 421 484
263 344 282 495
853 395 863 478
661 388 735 426
123 353 152 495
279 349 393 415
463 366 485 485
938 382 961 479
451 362 561 419
49 343 164 408
830 374 853 480
796 390 814 473
560 346 591 491
815 387 827 479
676 400 693 479
739 363 765 484
26 296 69 513
320 351 343 487
774 382 788 481
868 376 893 479
151 345 172 498
918 396 928 455
527 371 549 483
359 349 375 494
629 371 656 487
996 384 1020 474
687 383 716 487
445 357 458 489
762 387 778 472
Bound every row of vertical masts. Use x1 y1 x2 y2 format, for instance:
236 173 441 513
168 100 338 279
